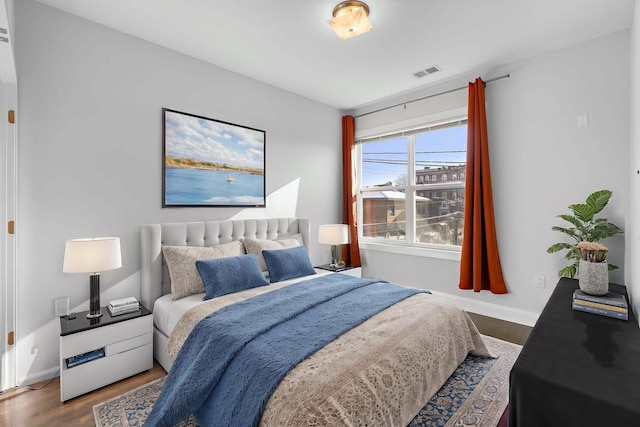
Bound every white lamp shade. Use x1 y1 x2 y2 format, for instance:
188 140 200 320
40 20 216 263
63 237 122 273
318 224 350 245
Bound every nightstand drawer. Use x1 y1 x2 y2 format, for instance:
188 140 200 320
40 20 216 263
61 315 152 359
340 267 362 278
61 343 152 401
105 332 152 356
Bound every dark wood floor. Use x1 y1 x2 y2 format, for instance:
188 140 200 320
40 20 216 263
0 313 532 427
0 363 167 427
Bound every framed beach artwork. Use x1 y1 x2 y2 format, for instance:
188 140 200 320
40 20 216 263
162 108 266 207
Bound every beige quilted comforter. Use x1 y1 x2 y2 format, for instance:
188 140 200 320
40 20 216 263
167 279 491 426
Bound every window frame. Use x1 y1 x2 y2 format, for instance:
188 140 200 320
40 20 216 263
355 108 467 260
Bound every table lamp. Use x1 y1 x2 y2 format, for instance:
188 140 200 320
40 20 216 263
63 237 122 319
318 224 350 268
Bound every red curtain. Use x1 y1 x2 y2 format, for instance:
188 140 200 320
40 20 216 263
342 115 361 267
458 78 507 294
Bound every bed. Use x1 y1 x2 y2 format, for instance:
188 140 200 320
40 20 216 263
140 217 490 426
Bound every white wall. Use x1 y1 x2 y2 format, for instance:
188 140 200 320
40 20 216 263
628 1 640 325
15 0 342 384
354 31 630 326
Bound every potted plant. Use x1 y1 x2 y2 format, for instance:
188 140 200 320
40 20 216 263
547 189 622 278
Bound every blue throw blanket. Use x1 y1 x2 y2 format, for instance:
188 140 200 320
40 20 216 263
144 273 428 427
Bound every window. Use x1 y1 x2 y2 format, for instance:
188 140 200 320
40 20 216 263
357 118 467 249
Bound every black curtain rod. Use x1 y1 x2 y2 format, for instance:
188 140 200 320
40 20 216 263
354 73 511 119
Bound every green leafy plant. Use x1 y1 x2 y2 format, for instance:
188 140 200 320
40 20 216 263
547 189 622 278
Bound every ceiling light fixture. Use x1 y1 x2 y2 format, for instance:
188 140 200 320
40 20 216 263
329 1 373 40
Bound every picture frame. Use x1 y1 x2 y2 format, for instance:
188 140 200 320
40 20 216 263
162 108 266 207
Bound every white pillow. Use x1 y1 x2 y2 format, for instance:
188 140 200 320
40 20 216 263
162 240 246 300
242 234 304 272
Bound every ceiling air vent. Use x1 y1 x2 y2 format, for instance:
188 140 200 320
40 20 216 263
413 65 441 78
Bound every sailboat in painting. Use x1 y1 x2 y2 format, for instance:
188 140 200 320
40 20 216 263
226 174 235 182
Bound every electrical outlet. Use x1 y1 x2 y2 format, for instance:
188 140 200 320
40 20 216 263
535 275 546 288
55 297 69 317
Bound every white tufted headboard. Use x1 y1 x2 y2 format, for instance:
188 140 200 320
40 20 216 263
140 218 310 310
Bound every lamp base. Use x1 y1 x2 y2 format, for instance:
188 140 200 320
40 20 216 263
330 244 342 267
87 273 102 319
86 310 103 319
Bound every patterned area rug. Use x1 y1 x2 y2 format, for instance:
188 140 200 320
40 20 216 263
93 335 520 427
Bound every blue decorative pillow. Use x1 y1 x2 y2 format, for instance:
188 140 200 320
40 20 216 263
196 254 269 300
262 246 316 283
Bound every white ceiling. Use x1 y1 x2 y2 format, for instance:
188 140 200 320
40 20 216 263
35 0 635 110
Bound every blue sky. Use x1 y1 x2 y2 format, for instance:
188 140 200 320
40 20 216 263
361 125 467 187
164 110 265 170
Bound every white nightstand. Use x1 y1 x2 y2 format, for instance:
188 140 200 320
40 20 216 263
315 264 362 278
59 305 153 401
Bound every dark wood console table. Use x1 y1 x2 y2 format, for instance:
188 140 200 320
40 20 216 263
509 278 640 426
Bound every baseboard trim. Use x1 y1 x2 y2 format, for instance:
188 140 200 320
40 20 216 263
430 290 539 327
17 366 59 387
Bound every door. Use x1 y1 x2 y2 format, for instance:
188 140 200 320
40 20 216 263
1 0 18 391
0 81 17 391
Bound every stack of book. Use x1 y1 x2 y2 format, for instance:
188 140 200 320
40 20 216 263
107 297 140 316
65 348 105 368
572 289 628 320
